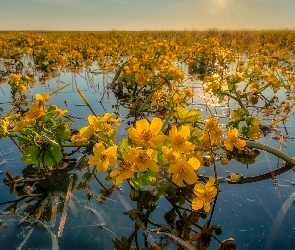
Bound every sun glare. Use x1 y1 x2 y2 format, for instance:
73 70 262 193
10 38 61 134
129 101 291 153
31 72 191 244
216 0 228 8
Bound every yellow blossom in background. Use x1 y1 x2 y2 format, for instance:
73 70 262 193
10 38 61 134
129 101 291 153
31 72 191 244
36 93 50 104
168 66 184 83
173 93 183 104
88 143 117 172
24 75 34 82
128 118 166 148
204 74 221 92
224 128 246 151
123 65 132 75
192 176 217 212
135 66 151 85
24 103 46 119
54 108 68 116
183 88 194 98
167 157 200 186
162 146 181 164
110 160 137 185
169 125 195 153
123 147 158 172
10 74 21 82
18 84 26 92
151 90 165 108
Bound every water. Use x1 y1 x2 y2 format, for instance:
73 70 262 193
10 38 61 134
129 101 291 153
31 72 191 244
1 67 295 250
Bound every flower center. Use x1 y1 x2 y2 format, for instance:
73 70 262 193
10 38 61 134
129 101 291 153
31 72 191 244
204 188 216 203
173 135 186 146
166 152 177 164
100 152 108 161
139 129 154 142
120 160 135 172
138 151 149 164
178 164 189 176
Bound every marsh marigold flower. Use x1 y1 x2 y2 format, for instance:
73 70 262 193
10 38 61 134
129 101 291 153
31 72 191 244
128 118 166 148
203 117 223 146
18 84 27 92
10 74 21 82
183 88 194 98
55 108 68 116
36 93 50 104
162 146 181 164
0 119 9 136
168 157 200 186
110 159 137 185
24 103 45 119
169 125 195 153
71 134 88 146
192 176 217 212
224 128 246 151
88 143 117 172
123 147 158 172
13 118 35 132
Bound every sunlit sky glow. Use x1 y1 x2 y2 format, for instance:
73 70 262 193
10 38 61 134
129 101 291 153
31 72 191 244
1 0 294 30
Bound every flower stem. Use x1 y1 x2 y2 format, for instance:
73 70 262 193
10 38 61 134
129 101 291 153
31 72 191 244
246 141 295 165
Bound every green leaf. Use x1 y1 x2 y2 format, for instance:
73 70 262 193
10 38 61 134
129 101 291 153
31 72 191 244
218 93 225 103
118 138 129 157
21 145 40 165
44 144 63 166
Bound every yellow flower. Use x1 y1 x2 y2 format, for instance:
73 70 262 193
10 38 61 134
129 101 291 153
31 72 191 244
135 66 150 85
169 125 195 153
123 65 132 75
24 103 45 119
183 88 194 98
5 113 20 121
224 128 246 151
10 74 21 82
167 157 200 186
13 118 35 131
25 75 34 81
162 146 181 164
192 176 217 212
88 143 117 172
18 84 27 92
70 134 88 146
203 117 223 146
173 93 183 104
79 125 95 139
110 160 137 185
122 147 158 172
0 119 9 136
55 108 68 116
128 118 166 147
36 93 50 104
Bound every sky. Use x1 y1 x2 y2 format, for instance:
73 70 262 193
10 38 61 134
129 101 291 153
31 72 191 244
0 0 295 31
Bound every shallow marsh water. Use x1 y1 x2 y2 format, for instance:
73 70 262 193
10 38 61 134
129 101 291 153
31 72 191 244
1 67 295 250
